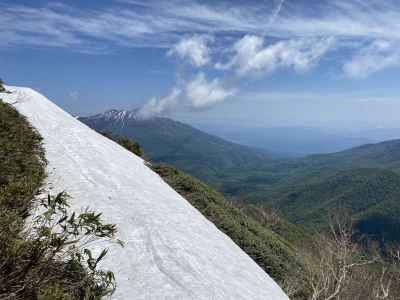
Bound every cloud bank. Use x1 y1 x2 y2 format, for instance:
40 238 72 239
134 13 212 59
218 35 335 76
186 73 236 109
137 88 181 119
138 72 235 118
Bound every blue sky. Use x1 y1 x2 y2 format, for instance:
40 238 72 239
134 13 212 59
2 0 400 129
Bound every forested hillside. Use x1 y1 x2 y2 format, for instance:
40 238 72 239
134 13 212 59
276 168 400 241
205 140 400 246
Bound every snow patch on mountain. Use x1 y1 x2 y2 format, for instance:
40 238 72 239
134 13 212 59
1 86 289 300
93 108 142 121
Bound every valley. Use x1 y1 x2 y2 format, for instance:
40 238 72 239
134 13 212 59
81 109 400 248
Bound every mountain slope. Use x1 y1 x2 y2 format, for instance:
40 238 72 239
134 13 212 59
2 87 288 300
236 141 400 244
277 169 400 233
79 110 274 180
276 138 400 183
210 138 400 201
307 138 400 169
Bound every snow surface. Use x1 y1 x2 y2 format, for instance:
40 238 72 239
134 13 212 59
94 108 142 121
1 86 289 300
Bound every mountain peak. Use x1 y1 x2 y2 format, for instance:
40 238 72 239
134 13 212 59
99 108 141 121
92 108 164 122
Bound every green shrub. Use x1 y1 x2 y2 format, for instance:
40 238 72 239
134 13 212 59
1 192 120 299
0 100 121 299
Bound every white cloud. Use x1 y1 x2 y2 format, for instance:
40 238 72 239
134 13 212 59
186 73 236 108
168 35 212 67
218 35 335 76
137 73 235 117
4 0 400 79
2 1 400 54
137 88 181 119
2 1 400 48
0 1 265 51
343 40 400 78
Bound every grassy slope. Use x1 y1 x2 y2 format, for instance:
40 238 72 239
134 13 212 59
235 203 312 249
151 164 304 285
0 99 47 298
0 100 46 225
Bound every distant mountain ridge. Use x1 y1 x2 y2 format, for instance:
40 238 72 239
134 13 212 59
195 125 372 156
79 109 275 180
275 138 400 184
